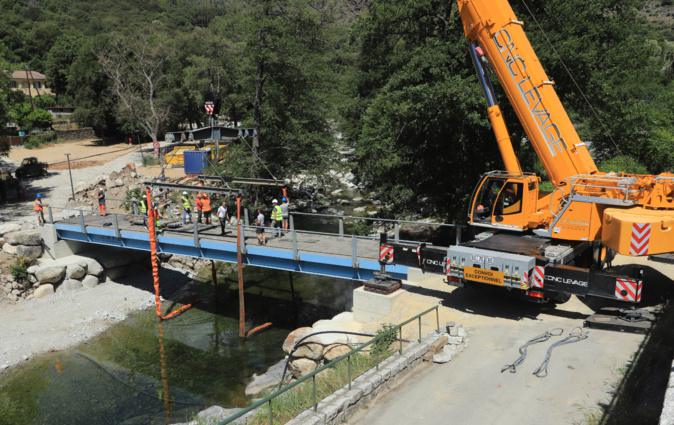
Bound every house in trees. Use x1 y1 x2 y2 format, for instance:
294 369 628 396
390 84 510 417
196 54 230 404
10 70 53 97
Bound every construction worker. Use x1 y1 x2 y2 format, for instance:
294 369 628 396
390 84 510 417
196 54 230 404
195 193 203 224
256 208 267 245
34 193 45 226
98 186 106 216
271 199 283 237
281 197 290 232
139 194 148 226
181 191 192 225
217 201 228 236
202 193 212 225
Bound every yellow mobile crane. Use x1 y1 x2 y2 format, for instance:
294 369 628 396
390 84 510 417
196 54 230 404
379 0 674 318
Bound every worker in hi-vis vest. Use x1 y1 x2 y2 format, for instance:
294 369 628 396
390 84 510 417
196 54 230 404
181 191 192 225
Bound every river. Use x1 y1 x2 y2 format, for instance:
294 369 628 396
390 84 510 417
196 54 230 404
0 267 357 425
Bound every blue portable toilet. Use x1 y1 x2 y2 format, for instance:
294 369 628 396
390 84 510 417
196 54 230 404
183 149 211 175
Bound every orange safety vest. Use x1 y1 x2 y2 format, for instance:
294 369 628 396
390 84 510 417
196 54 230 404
195 195 203 211
34 199 43 212
201 195 212 212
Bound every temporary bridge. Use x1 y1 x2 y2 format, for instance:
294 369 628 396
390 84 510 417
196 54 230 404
46 208 459 282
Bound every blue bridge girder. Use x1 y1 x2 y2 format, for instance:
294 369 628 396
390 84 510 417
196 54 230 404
54 223 409 282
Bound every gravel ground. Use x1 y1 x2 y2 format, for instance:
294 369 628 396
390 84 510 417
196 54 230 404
0 277 157 371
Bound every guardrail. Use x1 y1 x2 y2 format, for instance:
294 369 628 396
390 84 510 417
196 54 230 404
218 305 441 425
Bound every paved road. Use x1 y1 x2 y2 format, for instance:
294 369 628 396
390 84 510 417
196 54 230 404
348 292 643 425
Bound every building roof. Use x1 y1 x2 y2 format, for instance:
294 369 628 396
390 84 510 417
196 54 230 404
11 70 46 80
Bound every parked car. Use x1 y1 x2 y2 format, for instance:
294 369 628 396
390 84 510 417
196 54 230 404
15 157 48 179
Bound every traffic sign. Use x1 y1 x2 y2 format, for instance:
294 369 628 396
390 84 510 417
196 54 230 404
204 101 215 115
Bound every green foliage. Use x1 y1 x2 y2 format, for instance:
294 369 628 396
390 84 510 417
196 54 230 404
10 257 29 283
9 104 53 131
599 155 649 174
24 130 57 149
372 324 397 357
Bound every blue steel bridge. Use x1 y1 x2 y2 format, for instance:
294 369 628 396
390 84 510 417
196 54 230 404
49 209 459 282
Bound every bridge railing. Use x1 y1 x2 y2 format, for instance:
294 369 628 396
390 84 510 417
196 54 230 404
218 305 441 425
286 211 464 246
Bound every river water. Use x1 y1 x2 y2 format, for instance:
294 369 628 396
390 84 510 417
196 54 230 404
0 267 357 425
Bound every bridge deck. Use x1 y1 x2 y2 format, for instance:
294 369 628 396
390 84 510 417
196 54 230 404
52 212 402 282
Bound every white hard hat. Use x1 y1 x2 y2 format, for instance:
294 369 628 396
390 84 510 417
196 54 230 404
183 191 188 195
272 199 278 204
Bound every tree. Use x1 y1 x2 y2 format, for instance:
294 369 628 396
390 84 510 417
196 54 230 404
45 33 82 101
98 32 175 144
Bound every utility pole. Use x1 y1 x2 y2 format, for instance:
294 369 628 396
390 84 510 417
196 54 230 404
65 153 75 200
236 194 246 337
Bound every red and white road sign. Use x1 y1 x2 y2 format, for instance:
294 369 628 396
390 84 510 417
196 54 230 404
629 223 651 256
531 266 545 289
615 278 643 302
204 101 215 115
379 245 394 264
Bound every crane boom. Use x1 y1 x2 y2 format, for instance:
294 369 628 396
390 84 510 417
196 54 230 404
457 0 598 186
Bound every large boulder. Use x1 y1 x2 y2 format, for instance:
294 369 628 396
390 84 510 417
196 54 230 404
307 319 366 346
66 264 87 280
5 230 42 246
57 279 83 293
195 406 242 425
35 265 66 284
289 358 318 378
14 245 42 260
245 359 287 397
323 344 352 362
282 327 313 354
293 342 324 361
51 256 104 277
2 244 17 255
82 275 100 288
0 223 22 236
33 284 54 298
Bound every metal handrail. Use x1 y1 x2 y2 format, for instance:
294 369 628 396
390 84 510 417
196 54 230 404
218 305 441 425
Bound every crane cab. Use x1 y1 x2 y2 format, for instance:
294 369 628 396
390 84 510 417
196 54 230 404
469 172 539 231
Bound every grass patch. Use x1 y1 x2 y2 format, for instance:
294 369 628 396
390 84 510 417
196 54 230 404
9 257 30 284
247 351 392 425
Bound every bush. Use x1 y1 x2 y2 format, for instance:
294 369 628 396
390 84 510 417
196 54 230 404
372 324 397 357
24 131 57 149
124 187 143 212
598 155 648 174
10 258 29 283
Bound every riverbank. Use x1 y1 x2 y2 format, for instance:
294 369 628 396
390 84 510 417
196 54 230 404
0 266 189 371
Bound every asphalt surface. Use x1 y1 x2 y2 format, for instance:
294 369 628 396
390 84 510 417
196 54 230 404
348 293 644 425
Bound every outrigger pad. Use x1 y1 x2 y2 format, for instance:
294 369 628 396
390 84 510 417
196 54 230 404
364 272 402 295
584 306 660 334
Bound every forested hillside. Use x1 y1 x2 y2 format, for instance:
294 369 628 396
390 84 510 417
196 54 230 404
0 0 672 219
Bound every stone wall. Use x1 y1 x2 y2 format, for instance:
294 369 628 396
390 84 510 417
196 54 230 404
55 127 96 140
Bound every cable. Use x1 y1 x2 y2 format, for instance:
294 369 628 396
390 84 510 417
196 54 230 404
518 0 623 155
501 328 563 373
239 136 278 181
532 327 589 378
276 330 377 389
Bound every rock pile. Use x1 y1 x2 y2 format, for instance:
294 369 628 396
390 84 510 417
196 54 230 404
28 255 105 298
1 228 43 260
282 312 368 379
72 163 143 211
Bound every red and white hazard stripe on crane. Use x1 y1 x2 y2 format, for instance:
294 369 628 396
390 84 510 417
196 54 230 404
531 265 545 289
379 245 394 264
629 223 651 256
615 278 643 302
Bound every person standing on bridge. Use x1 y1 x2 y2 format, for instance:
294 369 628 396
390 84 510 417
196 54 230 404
281 197 289 233
271 199 283 237
217 201 228 236
255 209 266 245
34 193 45 226
98 186 106 216
181 191 192 225
202 193 212 225
195 193 203 224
